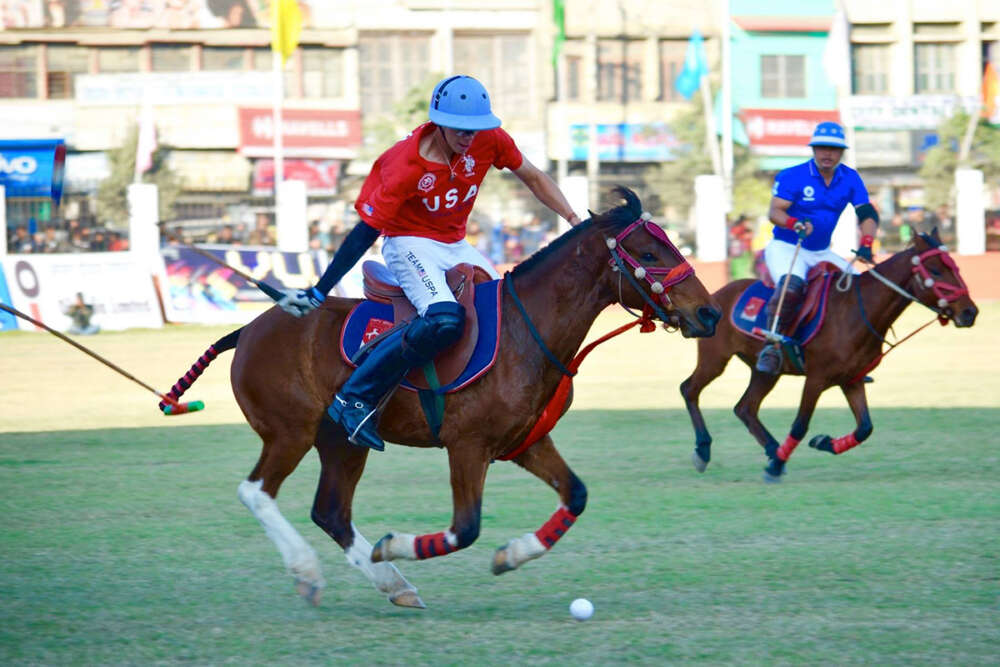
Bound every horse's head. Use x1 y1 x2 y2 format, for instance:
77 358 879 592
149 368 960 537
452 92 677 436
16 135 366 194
595 187 720 338
910 229 978 327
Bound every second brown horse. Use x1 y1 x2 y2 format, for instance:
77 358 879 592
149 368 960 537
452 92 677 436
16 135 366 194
168 187 720 609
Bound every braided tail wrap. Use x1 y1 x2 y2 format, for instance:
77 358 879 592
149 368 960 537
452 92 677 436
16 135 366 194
158 328 242 414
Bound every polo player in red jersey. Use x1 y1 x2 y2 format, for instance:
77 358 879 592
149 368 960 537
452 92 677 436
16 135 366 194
278 75 581 452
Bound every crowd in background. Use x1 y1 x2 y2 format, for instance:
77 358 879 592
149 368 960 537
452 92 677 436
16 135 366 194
6 218 129 253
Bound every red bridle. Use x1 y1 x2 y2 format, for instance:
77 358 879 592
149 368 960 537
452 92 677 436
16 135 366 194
910 245 969 309
607 215 694 304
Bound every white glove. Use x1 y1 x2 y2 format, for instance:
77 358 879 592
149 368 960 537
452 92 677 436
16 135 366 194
278 286 324 318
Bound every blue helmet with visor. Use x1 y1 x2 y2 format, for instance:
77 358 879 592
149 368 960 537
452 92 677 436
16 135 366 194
808 121 848 149
428 75 501 131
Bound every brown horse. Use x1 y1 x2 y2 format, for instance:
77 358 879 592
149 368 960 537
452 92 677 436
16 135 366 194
167 188 721 608
680 229 978 483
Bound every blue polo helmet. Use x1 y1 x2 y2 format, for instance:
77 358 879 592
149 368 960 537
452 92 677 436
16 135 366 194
428 75 501 131
808 121 848 148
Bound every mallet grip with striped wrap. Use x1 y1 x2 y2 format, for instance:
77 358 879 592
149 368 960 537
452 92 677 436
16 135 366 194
158 345 220 414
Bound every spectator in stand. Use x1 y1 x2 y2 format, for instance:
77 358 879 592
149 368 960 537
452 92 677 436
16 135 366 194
41 225 68 253
69 228 90 252
248 213 275 245
108 231 129 251
90 229 109 252
11 225 35 253
216 224 237 244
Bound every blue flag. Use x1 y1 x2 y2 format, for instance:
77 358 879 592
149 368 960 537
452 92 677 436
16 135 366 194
674 30 708 100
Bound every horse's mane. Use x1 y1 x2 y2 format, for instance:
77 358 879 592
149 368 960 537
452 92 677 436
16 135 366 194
510 187 642 277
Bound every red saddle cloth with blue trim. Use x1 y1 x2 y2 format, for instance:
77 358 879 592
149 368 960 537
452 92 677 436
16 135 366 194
339 279 503 394
731 263 840 346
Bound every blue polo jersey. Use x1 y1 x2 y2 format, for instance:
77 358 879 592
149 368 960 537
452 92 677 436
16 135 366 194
771 159 870 251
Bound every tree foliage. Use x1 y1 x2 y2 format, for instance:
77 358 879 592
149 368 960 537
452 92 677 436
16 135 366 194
96 124 181 227
918 113 1000 210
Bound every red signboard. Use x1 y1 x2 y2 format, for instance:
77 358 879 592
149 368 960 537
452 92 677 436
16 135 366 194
739 108 840 149
252 159 340 195
238 108 361 156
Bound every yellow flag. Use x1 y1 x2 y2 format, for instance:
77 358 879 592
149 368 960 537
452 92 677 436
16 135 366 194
271 0 302 63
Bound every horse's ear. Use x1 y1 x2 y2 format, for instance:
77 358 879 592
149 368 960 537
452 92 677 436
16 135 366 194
587 209 596 218
930 226 941 243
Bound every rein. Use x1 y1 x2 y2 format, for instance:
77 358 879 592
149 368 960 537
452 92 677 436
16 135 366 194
847 244 966 384
504 273 575 378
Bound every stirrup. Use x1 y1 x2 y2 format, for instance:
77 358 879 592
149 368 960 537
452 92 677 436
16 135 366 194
755 344 782 375
327 396 385 452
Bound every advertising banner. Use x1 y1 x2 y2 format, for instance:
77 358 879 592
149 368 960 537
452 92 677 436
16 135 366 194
569 123 681 162
0 139 66 200
739 109 840 155
1 1 316 30
252 159 340 195
160 245 324 324
238 108 362 158
846 95 979 130
0 253 163 332
0 263 16 331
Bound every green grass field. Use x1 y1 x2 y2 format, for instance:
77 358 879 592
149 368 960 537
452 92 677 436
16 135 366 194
1 305 998 665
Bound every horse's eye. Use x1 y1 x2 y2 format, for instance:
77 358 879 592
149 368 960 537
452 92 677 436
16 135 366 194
928 266 942 277
641 252 657 262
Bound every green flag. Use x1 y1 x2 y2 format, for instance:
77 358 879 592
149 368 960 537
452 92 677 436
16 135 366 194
552 0 566 66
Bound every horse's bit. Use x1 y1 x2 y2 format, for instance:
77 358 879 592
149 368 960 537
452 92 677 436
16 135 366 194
606 213 694 323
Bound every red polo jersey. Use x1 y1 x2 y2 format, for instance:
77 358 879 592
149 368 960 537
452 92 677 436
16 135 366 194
355 122 524 243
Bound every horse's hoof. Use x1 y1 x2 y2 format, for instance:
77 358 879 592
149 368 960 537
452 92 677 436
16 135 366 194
389 590 426 609
691 450 708 473
295 579 322 607
762 459 785 483
809 435 835 454
371 533 393 563
491 547 516 575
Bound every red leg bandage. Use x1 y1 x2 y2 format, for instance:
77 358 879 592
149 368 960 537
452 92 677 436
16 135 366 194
776 435 801 462
413 532 456 559
535 507 578 550
832 433 860 454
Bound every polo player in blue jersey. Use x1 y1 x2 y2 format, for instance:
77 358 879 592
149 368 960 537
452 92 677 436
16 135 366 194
756 121 879 375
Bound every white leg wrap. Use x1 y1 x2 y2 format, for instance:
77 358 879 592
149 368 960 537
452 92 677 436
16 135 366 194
238 479 324 589
504 532 547 569
345 525 417 597
381 532 419 561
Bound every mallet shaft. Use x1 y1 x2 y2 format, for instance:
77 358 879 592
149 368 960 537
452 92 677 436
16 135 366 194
183 244 285 302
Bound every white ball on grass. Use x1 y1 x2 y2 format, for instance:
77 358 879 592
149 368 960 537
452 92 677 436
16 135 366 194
569 597 594 621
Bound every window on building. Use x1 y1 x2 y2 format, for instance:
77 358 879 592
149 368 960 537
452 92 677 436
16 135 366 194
565 54 582 101
851 43 889 94
597 38 642 102
0 45 38 98
202 46 244 71
97 46 140 73
46 45 89 99
302 46 344 98
914 43 956 93
151 44 193 72
251 47 295 93
761 54 805 98
659 39 687 101
453 33 532 119
358 32 431 116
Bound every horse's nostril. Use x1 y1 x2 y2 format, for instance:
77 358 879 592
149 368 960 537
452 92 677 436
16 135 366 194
698 306 721 326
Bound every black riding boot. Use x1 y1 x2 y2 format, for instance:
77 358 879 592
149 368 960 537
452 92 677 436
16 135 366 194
327 327 414 452
328 302 466 452
755 275 806 375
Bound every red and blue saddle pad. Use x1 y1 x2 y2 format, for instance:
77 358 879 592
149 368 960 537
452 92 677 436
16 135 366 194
339 279 503 394
731 271 836 346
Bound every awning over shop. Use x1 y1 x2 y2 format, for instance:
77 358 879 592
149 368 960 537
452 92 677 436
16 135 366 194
0 139 66 202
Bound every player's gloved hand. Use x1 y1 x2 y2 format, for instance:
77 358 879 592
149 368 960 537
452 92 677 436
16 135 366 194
855 234 875 263
784 216 810 239
278 286 324 318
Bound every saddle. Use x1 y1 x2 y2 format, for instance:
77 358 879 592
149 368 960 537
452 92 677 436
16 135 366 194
732 262 841 346
359 260 494 390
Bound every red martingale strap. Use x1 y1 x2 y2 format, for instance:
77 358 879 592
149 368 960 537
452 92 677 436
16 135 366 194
496 311 655 461
535 506 578 549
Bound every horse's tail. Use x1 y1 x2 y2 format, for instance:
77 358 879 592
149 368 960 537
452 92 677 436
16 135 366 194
157 328 242 413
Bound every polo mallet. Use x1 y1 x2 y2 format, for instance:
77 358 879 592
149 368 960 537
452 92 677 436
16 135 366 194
752 224 808 372
0 301 203 416
183 244 285 302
